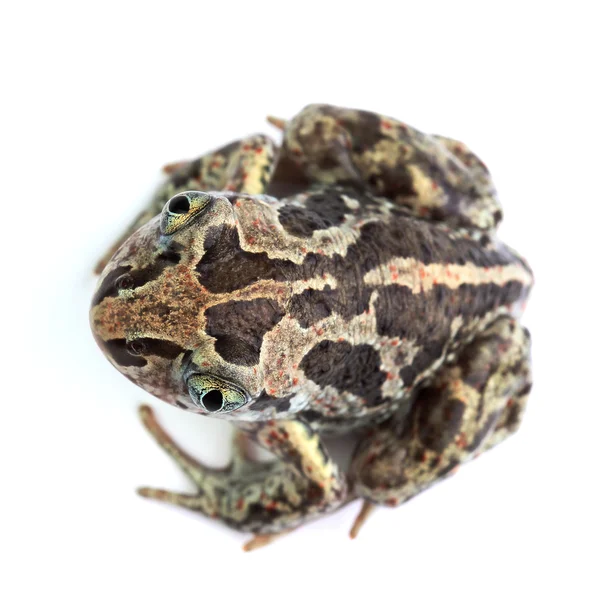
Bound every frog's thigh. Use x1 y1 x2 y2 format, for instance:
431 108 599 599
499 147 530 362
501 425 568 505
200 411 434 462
350 316 532 506
281 104 501 230
138 407 347 534
94 134 278 274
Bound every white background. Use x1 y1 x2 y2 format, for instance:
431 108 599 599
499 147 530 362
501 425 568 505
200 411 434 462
2 1 599 598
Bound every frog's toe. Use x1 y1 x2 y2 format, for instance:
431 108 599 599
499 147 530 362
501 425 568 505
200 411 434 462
266 115 287 131
137 487 204 510
349 500 376 539
242 529 294 552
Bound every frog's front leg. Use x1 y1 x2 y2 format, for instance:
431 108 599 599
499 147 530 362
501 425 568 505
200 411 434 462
349 316 531 535
94 134 277 274
137 406 347 543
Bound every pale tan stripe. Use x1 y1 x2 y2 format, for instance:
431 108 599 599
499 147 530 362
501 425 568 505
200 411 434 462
363 257 533 293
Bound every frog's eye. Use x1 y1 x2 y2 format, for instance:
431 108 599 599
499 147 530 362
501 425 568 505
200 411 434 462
160 191 212 235
115 273 134 290
186 374 249 414
126 339 147 356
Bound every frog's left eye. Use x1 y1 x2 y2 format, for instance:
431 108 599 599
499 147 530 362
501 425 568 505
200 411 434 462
186 374 249 414
160 191 212 235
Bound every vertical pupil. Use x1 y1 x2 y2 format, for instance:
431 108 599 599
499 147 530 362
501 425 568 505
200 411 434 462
169 196 190 214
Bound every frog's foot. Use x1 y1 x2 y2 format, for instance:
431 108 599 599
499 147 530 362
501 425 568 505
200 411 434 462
137 405 347 537
350 316 532 509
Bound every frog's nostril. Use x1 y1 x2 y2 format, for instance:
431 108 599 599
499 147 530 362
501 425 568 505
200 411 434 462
202 389 224 412
169 195 190 214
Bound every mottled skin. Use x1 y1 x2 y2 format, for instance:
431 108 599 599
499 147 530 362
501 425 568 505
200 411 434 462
90 104 533 546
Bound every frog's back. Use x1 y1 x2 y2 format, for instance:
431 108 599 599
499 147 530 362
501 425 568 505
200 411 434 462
236 187 533 430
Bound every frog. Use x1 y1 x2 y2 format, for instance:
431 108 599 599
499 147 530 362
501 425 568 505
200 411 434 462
90 104 533 550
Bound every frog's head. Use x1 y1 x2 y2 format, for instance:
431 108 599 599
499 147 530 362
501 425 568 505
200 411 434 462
90 191 296 420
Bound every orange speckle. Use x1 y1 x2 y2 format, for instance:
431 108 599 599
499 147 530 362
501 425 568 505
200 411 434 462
381 120 392 130
292 377 299 386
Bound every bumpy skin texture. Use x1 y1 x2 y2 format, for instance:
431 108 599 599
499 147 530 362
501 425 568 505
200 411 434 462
90 104 533 541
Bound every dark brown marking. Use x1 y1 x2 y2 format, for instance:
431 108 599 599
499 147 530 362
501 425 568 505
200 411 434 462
93 244 183 306
376 282 525 340
98 337 184 368
299 340 386 406
288 285 372 329
205 298 285 366
196 226 292 294
303 189 349 227
100 339 147 367
277 205 332 237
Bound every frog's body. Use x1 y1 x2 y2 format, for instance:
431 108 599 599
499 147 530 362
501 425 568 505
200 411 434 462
90 105 533 546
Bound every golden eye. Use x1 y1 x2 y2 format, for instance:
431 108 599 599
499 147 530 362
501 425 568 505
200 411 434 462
186 374 248 413
160 191 212 235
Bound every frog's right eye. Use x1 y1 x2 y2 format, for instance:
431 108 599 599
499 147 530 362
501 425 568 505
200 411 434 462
115 273 134 290
160 191 212 235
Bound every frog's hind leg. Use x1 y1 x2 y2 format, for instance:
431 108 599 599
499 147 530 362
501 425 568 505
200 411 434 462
277 104 501 231
349 316 532 536
94 134 278 274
